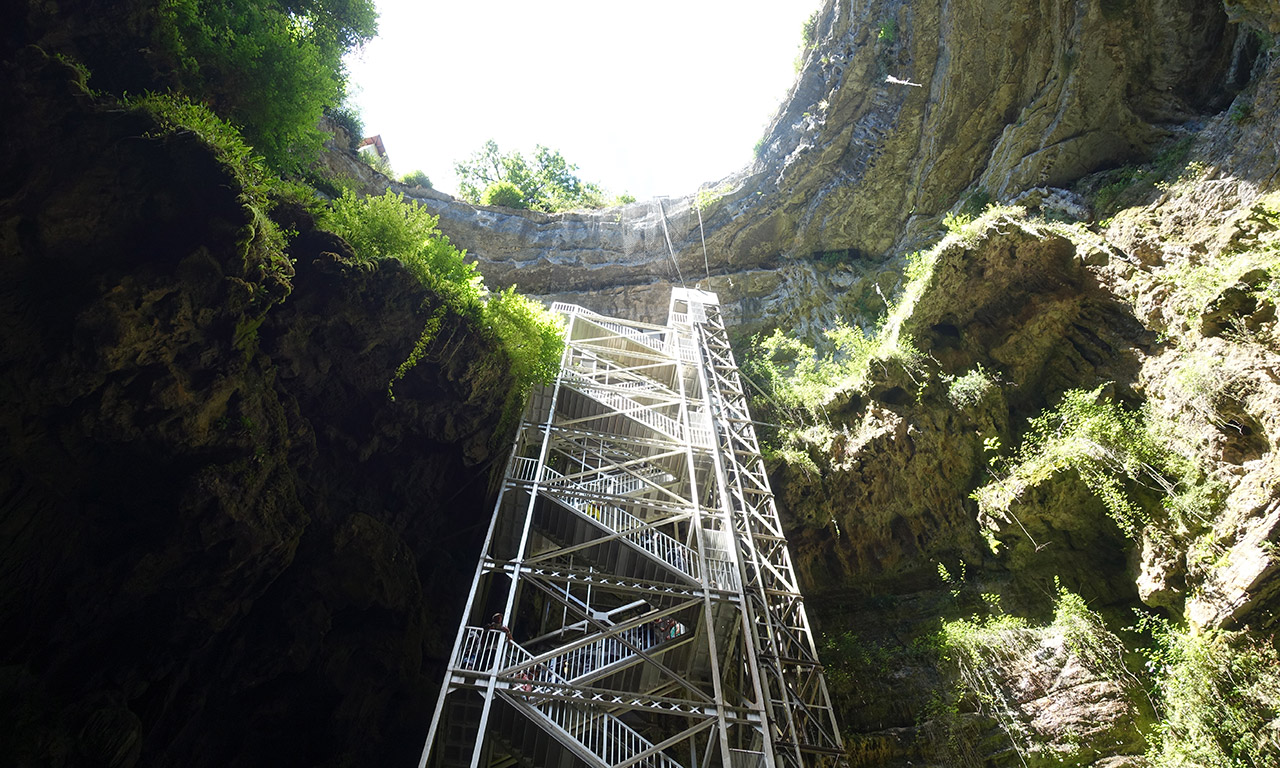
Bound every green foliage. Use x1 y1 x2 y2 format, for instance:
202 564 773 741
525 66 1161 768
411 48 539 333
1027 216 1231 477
302 166 362 198
945 364 995 409
801 10 819 47
1150 192 1280 334
743 319 883 424
929 584 1141 765
821 629 932 720
455 140 609 213
795 10 820 71
1090 137 1196 218
612 193 637 206
481 180 528 209
359 148 394 176
1052 579 1134 683
696 184 732 211
326 189 441 265
54 53 97 95
400 169 432 188
154 0 377 173
1230 101 1254 125
1135 616 1280 768
322 190 564 405
960 188 992 218
126 92 297 277
973 385 1219 537
129 92 272 190
484 286 566 391
878 18 898 43
943 210 973 232
938 204 1023 248
388 306 445 399
325 104 365 150
745 207 1031 469
932 611 1035 762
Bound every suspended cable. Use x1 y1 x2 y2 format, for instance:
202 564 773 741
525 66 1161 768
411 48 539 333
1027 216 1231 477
695 193 710 283
655 198 684 287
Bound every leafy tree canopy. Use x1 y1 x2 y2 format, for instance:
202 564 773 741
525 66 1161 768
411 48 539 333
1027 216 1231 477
155 0 377 173
455 140 609 213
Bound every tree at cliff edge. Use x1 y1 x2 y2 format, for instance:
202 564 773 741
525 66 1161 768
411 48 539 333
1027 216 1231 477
154 0 377 174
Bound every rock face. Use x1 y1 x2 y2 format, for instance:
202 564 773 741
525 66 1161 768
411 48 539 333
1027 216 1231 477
0 53 510 767
402 0 1251 343
4 1 1280 766
768 36 1280 748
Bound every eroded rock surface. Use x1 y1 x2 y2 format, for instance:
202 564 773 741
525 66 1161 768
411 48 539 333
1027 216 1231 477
403 0 1251 343
0 54 510 768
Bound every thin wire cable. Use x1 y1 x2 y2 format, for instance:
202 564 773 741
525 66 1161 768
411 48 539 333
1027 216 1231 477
696 194 710 282
655 198 684 287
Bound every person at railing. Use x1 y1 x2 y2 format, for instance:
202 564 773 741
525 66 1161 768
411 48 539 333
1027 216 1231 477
486 613 512 640
477 613 512 671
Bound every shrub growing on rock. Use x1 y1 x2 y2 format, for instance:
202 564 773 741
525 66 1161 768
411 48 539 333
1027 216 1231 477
481 181 528 209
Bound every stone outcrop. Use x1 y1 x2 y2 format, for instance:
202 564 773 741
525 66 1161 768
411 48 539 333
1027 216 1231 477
3 0 1280 766
401 0 1253 343
0 52 510 767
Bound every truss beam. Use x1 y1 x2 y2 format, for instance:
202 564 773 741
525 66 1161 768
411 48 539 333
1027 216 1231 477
419 290 844 768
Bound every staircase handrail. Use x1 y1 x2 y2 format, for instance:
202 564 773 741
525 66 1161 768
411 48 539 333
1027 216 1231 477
539 466 699 581
562 368 684 442
518 619 688 685
499 635 683 768
552 302 669 355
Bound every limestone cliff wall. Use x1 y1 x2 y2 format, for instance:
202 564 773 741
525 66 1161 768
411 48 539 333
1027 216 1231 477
405 0 1252 342
770 39 1280 764
0 53 508 767
2 1 1279 766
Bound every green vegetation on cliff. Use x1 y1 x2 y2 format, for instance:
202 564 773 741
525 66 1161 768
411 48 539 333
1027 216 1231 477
974 385 1221 539
154 0 377 173
1139 618 1280 768
741 207 1020 460
102 14 566 425
325 189 564 406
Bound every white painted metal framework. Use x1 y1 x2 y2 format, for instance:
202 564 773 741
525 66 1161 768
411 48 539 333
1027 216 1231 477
418 289 844 768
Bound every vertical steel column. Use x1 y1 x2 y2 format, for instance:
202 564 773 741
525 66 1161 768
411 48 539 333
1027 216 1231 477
688 293 845 766
418 292 844 768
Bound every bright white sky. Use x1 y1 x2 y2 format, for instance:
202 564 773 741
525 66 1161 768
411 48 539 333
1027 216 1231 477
344 0 819 201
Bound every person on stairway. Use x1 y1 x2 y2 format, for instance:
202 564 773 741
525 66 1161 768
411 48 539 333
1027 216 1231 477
487 613 512 639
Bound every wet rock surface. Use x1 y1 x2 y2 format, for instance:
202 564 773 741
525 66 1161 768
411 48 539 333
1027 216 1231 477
3 0 1280 766
0 55 510 767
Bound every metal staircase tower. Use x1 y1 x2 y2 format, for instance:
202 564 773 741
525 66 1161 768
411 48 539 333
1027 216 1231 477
418 288 844 768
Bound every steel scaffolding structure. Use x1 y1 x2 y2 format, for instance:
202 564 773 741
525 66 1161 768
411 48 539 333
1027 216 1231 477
419 288 844 768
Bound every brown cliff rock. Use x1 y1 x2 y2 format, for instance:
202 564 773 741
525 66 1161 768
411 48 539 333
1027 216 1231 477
0 52 510 767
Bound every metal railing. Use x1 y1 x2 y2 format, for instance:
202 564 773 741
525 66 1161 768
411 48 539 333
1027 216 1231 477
510 457 739 589
501 636 684 768
453 626 509 673
540 466 699 581
561 366 713 448
530 620 687 684
572 466 671 498
552 302 669 355
562 368 685 442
